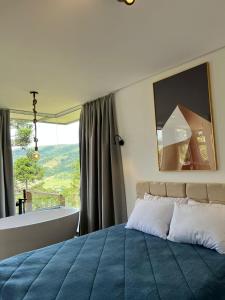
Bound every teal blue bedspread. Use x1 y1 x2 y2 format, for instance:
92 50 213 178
1 224 225 300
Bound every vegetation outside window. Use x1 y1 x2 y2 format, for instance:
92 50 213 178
11 119 80 212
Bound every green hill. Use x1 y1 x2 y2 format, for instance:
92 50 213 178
13 144 79 176
12 144 80 208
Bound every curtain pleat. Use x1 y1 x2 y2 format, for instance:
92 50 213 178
0 109 15 218
79 94 127 235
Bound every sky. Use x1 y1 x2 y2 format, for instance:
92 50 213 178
11 121 80 147
37 121 79 146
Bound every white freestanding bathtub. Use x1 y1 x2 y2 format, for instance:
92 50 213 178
0 207 79 260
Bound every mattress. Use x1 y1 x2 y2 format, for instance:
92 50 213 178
1 224 225 300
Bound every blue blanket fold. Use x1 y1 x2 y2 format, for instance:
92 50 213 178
1 224 225 300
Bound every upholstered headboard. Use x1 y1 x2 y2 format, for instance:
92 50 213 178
136 181 225 204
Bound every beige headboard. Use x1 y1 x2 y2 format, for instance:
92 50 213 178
136 181 225 204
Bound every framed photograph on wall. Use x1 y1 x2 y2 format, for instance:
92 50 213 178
153 63 217 171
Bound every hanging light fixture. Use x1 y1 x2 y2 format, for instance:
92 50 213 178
30 91 40 161
118 0 136 5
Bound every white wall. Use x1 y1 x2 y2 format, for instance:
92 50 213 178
115 47 225 215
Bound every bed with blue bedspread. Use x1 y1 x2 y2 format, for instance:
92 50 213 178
1 224 225 300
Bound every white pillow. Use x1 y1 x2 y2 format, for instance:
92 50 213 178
167 203 225 254
188 199 202 205
144 193 188 204
143 193 157 200
126 198 175 239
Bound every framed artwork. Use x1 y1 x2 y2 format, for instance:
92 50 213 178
153 63 217 171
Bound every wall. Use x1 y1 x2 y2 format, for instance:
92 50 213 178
115 47 225 215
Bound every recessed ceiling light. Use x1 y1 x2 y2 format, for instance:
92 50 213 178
118 0 136 6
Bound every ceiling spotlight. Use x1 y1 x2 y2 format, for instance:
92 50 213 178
118 0 136 6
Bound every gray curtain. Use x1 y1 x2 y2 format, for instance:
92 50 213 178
0 109 15 218
79 93 127 235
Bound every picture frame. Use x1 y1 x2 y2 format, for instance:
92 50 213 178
153 63 217 171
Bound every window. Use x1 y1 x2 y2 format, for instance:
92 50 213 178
11 117 80 212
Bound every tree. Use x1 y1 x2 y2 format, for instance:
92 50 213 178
14 156 44 189
12 120 45 190
11 120 33 149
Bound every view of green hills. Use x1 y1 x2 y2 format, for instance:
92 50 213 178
12 144 80 210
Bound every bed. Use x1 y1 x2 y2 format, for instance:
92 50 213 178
1 181 225 300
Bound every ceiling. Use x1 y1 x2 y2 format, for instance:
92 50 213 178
1 0 225 114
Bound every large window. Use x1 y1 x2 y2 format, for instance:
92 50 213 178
11 119 80 212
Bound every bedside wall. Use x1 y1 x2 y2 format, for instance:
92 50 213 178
115 47 225 215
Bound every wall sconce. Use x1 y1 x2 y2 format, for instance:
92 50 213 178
114 135 125 146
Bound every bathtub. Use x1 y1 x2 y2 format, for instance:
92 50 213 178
0 207 79 260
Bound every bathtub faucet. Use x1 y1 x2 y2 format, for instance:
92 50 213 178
16 190 27 215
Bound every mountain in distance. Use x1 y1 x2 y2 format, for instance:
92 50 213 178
12 144 79 177
12 144 80 208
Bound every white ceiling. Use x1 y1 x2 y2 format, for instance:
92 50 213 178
1 0 225 114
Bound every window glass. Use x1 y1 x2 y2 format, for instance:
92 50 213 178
11 119 80 212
